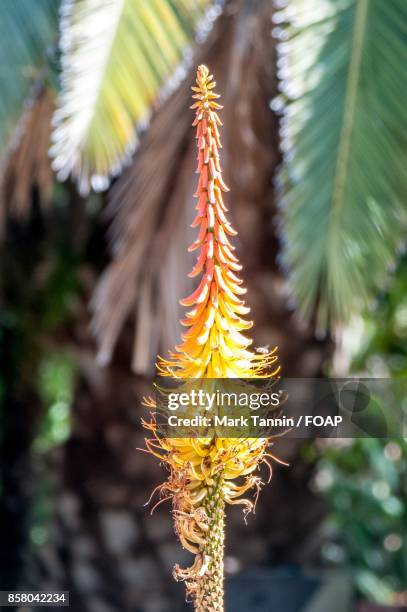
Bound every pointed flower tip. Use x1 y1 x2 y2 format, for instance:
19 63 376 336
195 65 215 93
197 64 210 79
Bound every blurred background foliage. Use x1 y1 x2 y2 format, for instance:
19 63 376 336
0 0 406 610
316 437 407 606
313 254 407 606
36 351 75 452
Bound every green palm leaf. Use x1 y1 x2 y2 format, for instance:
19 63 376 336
50 0 211 195
277 0 407 329
0 0 58 155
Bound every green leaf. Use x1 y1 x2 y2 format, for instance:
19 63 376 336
276 0 407 329
50 0 211 195
0 0 58 155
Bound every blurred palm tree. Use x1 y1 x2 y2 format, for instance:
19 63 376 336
1 0 405 337
277 0 407 329
0 0 212 222
0 0 406 610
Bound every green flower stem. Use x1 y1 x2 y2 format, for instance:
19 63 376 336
196 475 225 612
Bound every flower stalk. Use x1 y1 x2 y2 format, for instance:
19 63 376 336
144 65 280 611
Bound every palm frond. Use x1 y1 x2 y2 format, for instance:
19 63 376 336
0 89 55 233
0 0 58 156
276 0 407 329
50 0 212 195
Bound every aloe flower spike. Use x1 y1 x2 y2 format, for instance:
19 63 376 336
144 65 281 612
